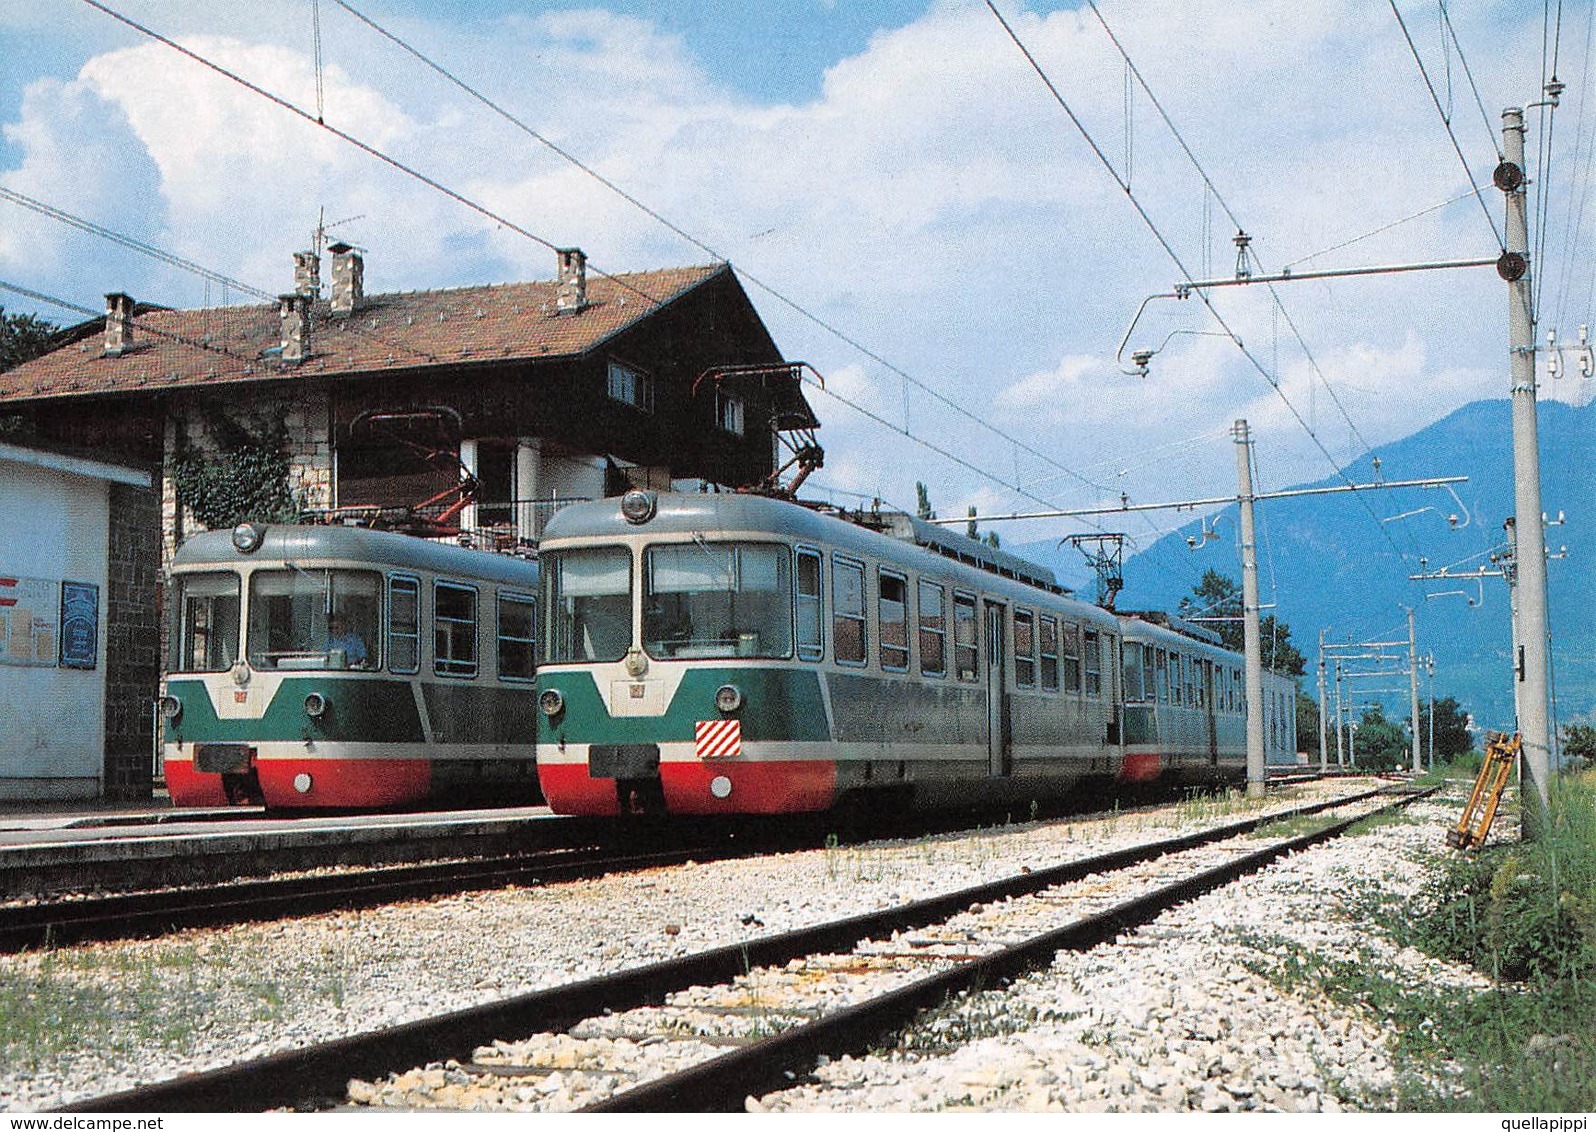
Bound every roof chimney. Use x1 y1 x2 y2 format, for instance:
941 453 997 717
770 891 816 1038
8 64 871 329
103 292 134 357
278 293 311 364
294 250 321 301
329 242 363 316
555 247 588 314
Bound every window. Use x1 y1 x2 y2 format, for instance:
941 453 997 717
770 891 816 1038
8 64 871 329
434 582 478 677
1014 608 1036 688
919 580 946 676
643 542 792 659
1142 646 1156 704
1155 648 1169 703
1040 616 1060 692
879 570 909 671
174 572 240 673
1084 629 1102 697
544 547 632 663
1123 641 1144 702
716 391 745 436
388 575 420 674
796 548 824 662
497 591 537 681
607 359 653 411
833 556 866 665
953 591 978 680
1062 623 1082 693
247 568 380 671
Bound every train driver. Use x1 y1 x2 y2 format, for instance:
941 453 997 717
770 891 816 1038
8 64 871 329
325 613 369 668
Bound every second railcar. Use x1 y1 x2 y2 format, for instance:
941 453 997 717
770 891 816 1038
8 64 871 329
160 522 542 809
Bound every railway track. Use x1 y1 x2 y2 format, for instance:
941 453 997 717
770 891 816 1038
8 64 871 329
57 783 1419 1113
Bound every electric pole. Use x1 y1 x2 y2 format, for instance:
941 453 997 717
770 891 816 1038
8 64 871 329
1407 606 1422 774
1317 628 1329 774
1234 419 1266 798
1499 107 1552 833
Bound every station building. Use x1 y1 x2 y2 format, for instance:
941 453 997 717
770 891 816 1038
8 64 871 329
0 246 815 800
0 439 159 801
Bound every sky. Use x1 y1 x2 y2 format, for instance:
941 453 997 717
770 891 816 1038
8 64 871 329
1 0 1591 601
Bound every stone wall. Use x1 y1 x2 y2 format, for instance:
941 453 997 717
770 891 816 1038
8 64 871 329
103 481 161 800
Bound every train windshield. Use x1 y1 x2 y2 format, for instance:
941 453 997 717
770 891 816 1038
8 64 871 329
643 541 792 660
174 572 241 673
246 568 381 670
544 547 632 663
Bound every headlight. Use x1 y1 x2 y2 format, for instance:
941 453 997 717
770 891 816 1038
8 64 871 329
619 489 657 525
304 692 328 719
158 694 182 721
715 684 743 713
231 522 265 554
539 688 565 717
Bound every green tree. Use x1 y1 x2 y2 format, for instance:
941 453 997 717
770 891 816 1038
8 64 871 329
0 306 58 372
1563 723 1596 770
1416 696 1475 765
914 482 937 521
1353 703 1409 771
1295 691 1320 761
1177 569 1305 677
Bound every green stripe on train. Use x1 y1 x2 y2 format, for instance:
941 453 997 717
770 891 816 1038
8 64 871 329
537 667 831 745
163 677 429 745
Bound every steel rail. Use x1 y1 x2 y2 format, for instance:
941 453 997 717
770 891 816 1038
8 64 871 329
59 784 1395 1113
589 786 1437 1112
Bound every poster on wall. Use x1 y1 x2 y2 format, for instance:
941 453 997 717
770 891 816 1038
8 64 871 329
59 581 99 670
0 575 59 667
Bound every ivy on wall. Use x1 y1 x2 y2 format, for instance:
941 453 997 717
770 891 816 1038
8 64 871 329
171 408 297 529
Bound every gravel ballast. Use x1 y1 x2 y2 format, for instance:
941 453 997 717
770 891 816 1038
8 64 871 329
0 779 1475 1112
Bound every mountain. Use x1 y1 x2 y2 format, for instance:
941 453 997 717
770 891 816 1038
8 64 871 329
1012 399 1594 734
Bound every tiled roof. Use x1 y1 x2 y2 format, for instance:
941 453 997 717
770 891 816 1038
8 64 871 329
0 263 727 403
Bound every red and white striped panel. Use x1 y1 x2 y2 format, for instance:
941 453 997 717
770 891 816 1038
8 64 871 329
695 719 742 760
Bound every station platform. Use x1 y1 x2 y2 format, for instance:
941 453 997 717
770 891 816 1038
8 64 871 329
0 799 568 898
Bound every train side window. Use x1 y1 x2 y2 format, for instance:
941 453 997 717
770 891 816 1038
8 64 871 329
1122 641 1143 701
1084 629 1102 697
388 574 420 674
879 569 909 672
1142 645 1156 703
1040 615 1060 692
1013 608 1036 688
497 591 537 682
1062 623 1081 693
953 590 978 681
832 556 867 666
796 548 824 662
918 580 946 677
435 581 479 677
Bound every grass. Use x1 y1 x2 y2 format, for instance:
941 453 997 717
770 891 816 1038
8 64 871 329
1238 774 1596 1112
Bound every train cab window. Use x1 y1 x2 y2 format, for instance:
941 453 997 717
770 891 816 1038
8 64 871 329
1084 629 1102 697
1013 609 1036 688
544 547 632 663
1062 624 1082 693
832 556 867 666
434 582 478 677
1123 641 1144 702
497 592 537 681
174 572 241 673
388 575 420 674
247 568 380 671
953 590 978 681
878 570 909 672
644 542 793 660
918 580 946 676
796 548 824 662
1040 616 1060 692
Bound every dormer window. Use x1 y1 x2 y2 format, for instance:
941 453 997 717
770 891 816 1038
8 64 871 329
607 360 653 412
716 391 745 436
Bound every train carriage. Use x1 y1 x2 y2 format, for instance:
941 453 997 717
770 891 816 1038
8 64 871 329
535 490 1148 817
159 522 542 809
